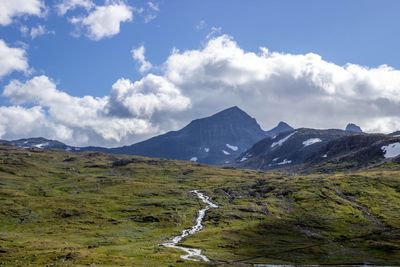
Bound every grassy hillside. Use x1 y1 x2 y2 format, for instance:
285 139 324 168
0 146 399 266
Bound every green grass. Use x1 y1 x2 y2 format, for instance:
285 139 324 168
0 146 399 266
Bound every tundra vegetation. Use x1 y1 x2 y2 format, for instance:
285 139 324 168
0 146 399 266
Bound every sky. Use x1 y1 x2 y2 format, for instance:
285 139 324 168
1 0 400 147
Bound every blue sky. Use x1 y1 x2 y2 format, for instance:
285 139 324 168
1 0 400 146
1 0 400 97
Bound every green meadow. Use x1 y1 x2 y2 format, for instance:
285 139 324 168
0 146 399 266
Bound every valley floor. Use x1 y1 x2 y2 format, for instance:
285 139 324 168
0 146 400 266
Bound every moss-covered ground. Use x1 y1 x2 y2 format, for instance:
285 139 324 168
0 146 399 266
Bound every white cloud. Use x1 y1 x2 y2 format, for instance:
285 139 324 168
148 2 159 12
21 25 54 39
0 106 47 139
30 25 51 39
56 0 94 15
0 0 45 26
143 1 159 23
3 35 400 147
0 39 28 78
205 26 222 39
1 75 190 146
196 20 206 30
108 74 190 118
162 35 400 133
131 45 152 74
70 1 133 40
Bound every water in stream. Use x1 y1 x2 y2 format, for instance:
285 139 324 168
162 190 218 262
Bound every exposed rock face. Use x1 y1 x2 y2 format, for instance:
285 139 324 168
345 123 363 133
108 106 267 165
265 121 294 137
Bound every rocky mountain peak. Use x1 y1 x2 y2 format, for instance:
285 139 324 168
345 123 363 133
265 121 294 137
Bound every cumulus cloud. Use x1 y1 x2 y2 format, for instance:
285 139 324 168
2 35 400 146
108 74 190 118
0 0 45 26
0 106 48 139
70 1 133 40
1 75 190 146
0 39 28 78
131 45 152 74
56 0 94 15
163 35 400 133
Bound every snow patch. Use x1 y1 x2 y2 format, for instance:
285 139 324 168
226 144 238 151
303 138 322 147
381 142 400 158
240 153 253 162
204 147 210 153
272 157 279 162
34 142 49 149
277 159 292 165
222 150 230 155
271 131 297 148
322 154 328 158
190 157 198 162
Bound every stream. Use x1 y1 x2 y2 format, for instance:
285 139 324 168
162 190 218 262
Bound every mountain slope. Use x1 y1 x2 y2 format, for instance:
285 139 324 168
0 137 79 151
236 128 400 171
265 121 294 137
109 106 266 164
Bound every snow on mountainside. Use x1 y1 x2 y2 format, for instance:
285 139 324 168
3 109 400 171
106 106 267 165
0 137 76 151
271 131 297 148
382 142 400 158
236 128 400 171
226 144 238 151
303 138 322 147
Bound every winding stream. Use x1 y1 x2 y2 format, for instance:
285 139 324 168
162 190 218 262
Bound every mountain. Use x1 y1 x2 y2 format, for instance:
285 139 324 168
0 137 80 151
389 131 400 137
264 121 294 137
108 106 267 164
236 128 353 170
235 128 400 171
345 123 363 133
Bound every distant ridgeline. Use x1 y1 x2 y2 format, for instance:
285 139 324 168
1 107 400 171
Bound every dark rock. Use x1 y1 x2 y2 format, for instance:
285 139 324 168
345 123 363 133
265 121 294 137
54 208 82 218
130 215 160 223
63 157 76 162
107 106 266 165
